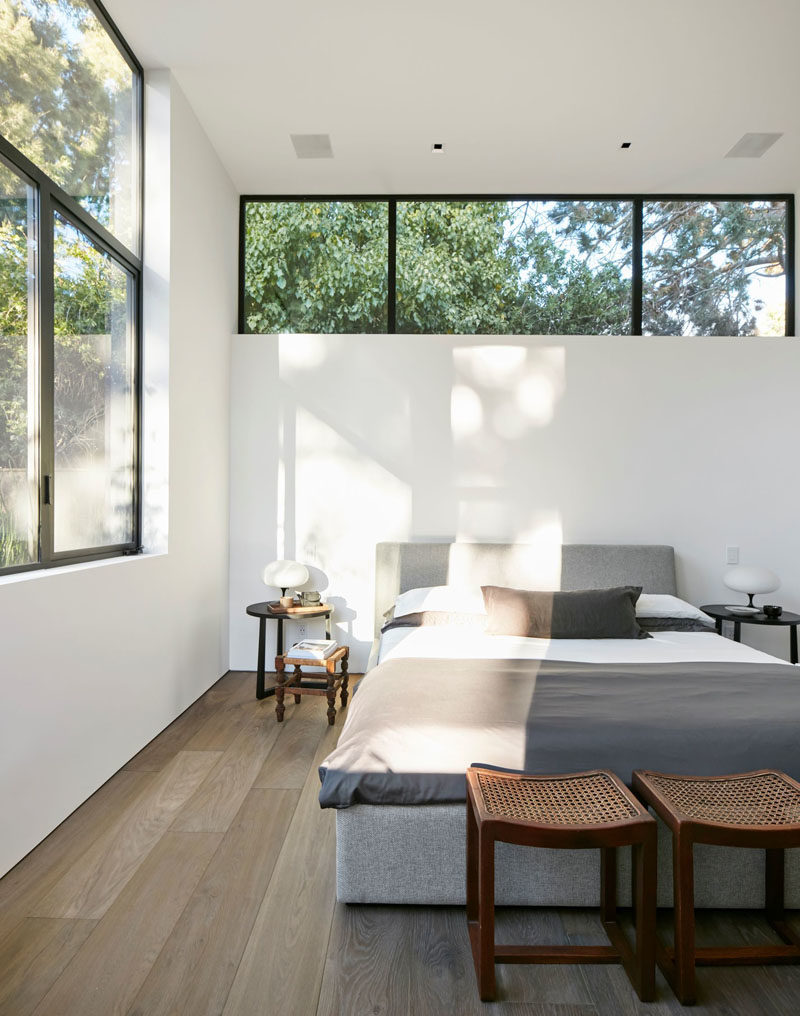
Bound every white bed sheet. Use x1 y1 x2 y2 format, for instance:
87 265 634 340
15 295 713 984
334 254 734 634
377 625 789 667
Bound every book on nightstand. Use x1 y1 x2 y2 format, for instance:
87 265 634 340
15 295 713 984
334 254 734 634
287 639 338 660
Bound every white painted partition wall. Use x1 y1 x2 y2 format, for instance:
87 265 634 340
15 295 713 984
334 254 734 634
229 333 800 673
0 75 237 878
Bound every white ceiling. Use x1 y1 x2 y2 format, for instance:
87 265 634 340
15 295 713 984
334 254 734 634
108 0 800 195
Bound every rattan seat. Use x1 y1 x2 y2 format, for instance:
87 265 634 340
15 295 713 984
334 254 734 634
466 767 656 1003
633 769 800 1005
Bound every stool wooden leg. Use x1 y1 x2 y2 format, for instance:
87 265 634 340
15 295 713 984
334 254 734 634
293 665 302 704
766 848 789 940
600 847 617 923
325 660 336 725
340 652 349 708
466 796 478 924
673 833 696 1005
477 827 496 1001
634 831 656 1002
275 659 286 723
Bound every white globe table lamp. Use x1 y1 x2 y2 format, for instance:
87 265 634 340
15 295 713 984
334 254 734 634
263 559 310 605
723 565 780 611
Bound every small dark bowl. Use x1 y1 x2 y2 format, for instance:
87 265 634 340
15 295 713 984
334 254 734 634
763 604 783 618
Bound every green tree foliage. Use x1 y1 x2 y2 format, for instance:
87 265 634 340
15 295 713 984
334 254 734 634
0 0 134 233
507 202 631 335
244 198 786 337
642 201 786 336
550 199 786 336
396 202 518 333
1 0 134 564
0 184 31 474
52 217 126 468
244 202 389 333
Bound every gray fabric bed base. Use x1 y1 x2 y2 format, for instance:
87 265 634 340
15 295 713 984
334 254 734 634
336 804 800 908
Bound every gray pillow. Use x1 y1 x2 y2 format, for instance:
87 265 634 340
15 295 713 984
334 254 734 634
481 585 645 639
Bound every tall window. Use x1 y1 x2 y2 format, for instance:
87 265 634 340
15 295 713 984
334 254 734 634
241 197 793 337
0 0 142 573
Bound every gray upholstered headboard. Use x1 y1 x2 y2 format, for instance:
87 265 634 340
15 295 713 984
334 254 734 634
373 542 677 640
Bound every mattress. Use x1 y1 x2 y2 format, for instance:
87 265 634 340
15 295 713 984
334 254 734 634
377 624 784 667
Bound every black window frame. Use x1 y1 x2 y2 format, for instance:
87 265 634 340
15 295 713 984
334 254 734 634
238 194 795 337
0 0 144 577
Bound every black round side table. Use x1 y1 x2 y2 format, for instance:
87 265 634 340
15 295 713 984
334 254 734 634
246 601 333 698
701 604 800 665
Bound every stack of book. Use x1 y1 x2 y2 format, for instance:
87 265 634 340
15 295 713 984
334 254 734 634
288 639 338 660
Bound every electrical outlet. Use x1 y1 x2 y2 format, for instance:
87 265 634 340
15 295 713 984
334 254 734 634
726 546 739 565
295 623 307 639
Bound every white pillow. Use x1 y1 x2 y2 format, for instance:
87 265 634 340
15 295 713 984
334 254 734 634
392 584 487 618
636 594 713 624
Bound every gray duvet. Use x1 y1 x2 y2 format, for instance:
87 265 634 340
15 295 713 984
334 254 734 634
318 657 800 808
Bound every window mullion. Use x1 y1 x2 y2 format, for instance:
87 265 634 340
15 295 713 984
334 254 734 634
388 200 396 334
632 198 643 336
787 199 796 337
38 191 55 564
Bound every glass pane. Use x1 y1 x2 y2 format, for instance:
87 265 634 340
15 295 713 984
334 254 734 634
0 0 139 253
53 211 134 551
643 200 787 336
0 160 37 568
243 201 388 333
396 200 632 334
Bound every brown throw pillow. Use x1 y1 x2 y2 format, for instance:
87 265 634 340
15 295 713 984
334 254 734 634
481 585 644 639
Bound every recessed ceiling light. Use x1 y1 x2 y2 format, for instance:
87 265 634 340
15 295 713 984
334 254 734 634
290 133 334 159
620 141 632 149
725 132 783 159
431 143 445 154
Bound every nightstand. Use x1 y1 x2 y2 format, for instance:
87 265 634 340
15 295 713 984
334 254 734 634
245 600 334 698
701 604 800 664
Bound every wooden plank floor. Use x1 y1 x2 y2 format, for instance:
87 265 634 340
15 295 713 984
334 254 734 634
3 670 800 1015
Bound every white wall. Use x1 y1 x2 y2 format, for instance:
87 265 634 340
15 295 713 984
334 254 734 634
229 334 800 672
0 74 237 878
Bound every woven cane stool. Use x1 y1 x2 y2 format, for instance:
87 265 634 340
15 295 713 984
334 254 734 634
632 769 800 1005
466 766 656 1003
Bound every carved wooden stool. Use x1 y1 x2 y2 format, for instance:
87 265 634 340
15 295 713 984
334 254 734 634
274 645 349 724
466 766 656 1003
632 768 800 1005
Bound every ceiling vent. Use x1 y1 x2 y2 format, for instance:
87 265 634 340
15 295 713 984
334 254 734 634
725 132 783 159
290 134 334 159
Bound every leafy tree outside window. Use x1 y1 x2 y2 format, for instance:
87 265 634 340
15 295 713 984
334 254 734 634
243 198 789 337
0 0 142 573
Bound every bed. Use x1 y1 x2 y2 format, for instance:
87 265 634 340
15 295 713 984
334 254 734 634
319 542 800 907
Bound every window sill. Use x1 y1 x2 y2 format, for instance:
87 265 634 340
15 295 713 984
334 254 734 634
0 550 166 587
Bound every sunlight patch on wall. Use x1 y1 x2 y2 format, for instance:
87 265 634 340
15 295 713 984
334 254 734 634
450 384 484 440
514 516 564 589
453 345 566 443
279 333 329 370
451 344 566 492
